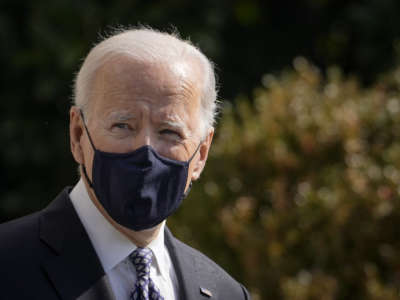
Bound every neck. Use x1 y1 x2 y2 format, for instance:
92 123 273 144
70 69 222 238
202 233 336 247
81 175 162 247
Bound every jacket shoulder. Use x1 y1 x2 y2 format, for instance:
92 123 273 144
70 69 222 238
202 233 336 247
0 212 43 261
173 237 230 275
0 212 41 246
171 235 250 299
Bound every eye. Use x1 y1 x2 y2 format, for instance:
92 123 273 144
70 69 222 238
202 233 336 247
110 123 133 135
112 123 131 130
159 129 182 139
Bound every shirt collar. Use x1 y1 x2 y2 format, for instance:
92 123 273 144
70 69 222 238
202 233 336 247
146 223 170 280
69 178 169 279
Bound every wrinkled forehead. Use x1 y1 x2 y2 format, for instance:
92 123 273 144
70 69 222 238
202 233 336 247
88 55 203 109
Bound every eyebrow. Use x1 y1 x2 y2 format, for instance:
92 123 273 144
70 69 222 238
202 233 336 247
105 111 137 122
160 120 191 137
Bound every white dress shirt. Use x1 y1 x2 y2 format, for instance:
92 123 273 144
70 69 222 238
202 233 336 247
69 179 178 300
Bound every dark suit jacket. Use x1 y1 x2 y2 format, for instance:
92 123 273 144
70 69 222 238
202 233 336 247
0 187 250 300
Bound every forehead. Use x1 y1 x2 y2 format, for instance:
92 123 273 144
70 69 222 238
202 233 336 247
89 56 203 120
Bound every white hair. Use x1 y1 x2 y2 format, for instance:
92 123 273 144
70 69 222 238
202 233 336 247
73 27 218 137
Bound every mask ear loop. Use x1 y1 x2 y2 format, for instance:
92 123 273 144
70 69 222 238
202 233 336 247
79 109 96 188
79 109 96 151
187 141 202 164
184 140 203 197
183 181 193 198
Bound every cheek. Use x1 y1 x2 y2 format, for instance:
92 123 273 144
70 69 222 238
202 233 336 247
157 144 186 161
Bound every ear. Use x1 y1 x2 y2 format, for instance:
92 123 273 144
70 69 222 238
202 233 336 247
190 128 214 181
69 106 84 164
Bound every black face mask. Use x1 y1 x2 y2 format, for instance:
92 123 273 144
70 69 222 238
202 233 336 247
80 110 200 231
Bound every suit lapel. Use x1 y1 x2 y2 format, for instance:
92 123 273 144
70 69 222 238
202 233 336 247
165 228 218 300
39 188 114 300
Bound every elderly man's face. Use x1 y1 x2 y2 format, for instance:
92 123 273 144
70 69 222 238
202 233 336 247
70 56 213 195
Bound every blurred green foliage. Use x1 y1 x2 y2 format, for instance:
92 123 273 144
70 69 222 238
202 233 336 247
170 59 400 299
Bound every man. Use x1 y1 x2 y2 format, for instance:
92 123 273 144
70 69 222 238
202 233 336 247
0 28 250 299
